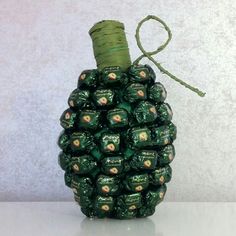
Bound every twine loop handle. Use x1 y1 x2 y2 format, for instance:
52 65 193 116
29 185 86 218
134 15 206 97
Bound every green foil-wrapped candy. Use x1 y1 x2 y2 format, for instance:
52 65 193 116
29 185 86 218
134 101 157 124
152 123 177 146
93 89 115 107
74 193 93 208
101 66 123 85
148 82 167 103
96 175 121 196
78 69 99 88
124 83 147 103
156 103 173 124
70 132 94 152
158 144 175 165
107 108 128 128
71 176 94 197
58 152 71 171
58 19 177 219
69 155 97 174
128 64 151 83
100 133 120 153
130 150 158 170
94 196 114 217
101 156 124 175
60 108 77 129
68 89 90 108
123 173 149 192
58 131 70 151
150 165 172 185
78 110 100 129
129 127 152 148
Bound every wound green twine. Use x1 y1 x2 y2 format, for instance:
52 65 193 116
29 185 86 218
134 15 206 97
89 20 131 71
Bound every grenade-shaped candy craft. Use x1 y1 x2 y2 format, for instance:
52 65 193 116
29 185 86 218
58 19 177 219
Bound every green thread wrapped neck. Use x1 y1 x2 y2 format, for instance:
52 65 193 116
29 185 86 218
89 20 131 71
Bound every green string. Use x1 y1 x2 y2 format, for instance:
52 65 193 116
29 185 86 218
134 15 206 97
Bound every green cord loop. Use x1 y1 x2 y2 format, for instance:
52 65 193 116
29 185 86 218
134 15 206 97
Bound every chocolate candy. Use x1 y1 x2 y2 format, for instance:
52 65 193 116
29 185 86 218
156 103 173 123
58 152 71 171
129 127 152 148
96 175 120 196
117 193 142 210
158 144 175 165
64 172 72 187
69 155 97 174
152 122 177 146
78 69 98 88
92 89 115 107
68 89 90 108
81 207 95 218
94 196 114 216
145 184 167 207
78 110 100 129
148 82 167 103
137 206 155 218
101 156 123 175
71 176 93 197
58 131 70 151
128 64 150 83
101 66 123 85
150 165 172 185
124 173 149 192
100 133 120 153
134 101 157 124
124 83 147 103
74 194 93 208
169 122 177 141
144 64 156 81
107 108 128 128
115 207 137 219
60 108 77 129
130 150 158 170
70 132 94 152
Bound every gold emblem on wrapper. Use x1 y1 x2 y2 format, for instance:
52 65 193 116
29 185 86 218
135 185 143 191
65 112 71 119
108 72 117 80
102 185 110 193
83 115 91 123
112 115 121 122
73 139 80 147
144 160 151 167
99 97 108 105
137 90 144 97
159 176 165 184
139 132 148 141
80 73 86 80
109 167 118 174
72 164 80 172
101 204 110 211
106 143 115 151
129 205 137 210
139 71 146 78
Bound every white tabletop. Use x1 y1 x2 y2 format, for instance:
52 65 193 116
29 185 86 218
0 202 235 236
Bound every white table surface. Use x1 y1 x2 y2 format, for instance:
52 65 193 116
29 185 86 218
0 202 235 236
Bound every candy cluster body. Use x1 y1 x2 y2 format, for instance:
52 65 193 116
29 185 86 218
58 64 176 219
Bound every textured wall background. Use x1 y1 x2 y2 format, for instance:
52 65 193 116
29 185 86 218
0 0 235 201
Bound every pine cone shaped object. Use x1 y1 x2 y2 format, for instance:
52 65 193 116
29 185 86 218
58 20 177 219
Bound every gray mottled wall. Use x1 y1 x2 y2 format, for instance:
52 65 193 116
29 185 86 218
0 0 235 201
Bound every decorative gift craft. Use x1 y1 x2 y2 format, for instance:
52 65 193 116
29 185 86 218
58 15 205 219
